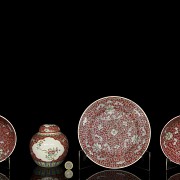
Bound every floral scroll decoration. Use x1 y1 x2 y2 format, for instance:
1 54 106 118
36 140 60 161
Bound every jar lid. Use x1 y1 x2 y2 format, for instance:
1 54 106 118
39 124 60 133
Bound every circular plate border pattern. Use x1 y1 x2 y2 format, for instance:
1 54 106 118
160 115 180 165
78 96 151 169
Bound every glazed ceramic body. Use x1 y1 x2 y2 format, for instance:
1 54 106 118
0 115 17 163
30 124 69 168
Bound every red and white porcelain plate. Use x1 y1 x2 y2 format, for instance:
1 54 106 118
160 115 180 165
78 96 151 169
87 170 140 180
0 115 17 162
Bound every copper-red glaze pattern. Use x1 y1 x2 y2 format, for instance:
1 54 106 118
39 125 60 133
0 115 17 162
30 124 69 167
78 96 151 169
160 115 180 165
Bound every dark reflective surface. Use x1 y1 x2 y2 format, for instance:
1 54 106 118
87 169 141 180
1 79 180 179
0 173 9 180
166 165 180 180
168 173 180 180
31 165 66 180
79 165 150 180
0 158 10 180
79 149 150 180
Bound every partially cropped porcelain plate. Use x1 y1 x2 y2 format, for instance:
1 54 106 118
78 96 151 169
160 115 180 165
0 115 17 162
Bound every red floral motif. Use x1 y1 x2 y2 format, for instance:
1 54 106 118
87 170 140 180
160 115 180 165
0 116 16 162
30 124 69 166
78 96 151 169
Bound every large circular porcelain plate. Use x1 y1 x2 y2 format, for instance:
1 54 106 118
87 169 140 180
0 115 17 162
160 115 180 165
78 96 151 169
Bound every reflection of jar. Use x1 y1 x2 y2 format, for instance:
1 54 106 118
30 124 69 168
31 165 66 180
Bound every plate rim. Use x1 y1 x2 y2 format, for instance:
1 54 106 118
168 172 180 179
160 114 180 165
0 172 9 180
0 115 17 162
87 169 141 180
78 95 151 169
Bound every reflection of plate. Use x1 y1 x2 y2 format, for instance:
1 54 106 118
78 96 151 169
87 169 140 180
0 115 17 162
160 115 180 165
168 173 180 180
0 173 9 180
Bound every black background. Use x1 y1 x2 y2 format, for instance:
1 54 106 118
0 69 180 180
0 5 179 179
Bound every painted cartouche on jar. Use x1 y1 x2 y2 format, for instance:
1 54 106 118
30 124 69 168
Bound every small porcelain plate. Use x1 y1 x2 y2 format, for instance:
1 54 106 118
0 115 17 162
78 96 151 169
160 115 180 165
87 170 141 180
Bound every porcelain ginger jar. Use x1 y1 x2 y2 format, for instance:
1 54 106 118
30 124 69 168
